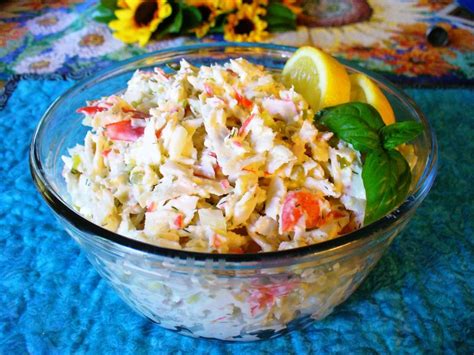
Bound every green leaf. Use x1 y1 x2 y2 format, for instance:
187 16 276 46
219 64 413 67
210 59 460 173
265 15 296 29
209 13 228 33
317 102 385 131
380 121 424 150
156 3 183 37
181 5 202 32
264 3 296 32
315 102 383 152
93 15 116 23
267 22 296 32
167 6 183 33
266 16 293 25
92 4 116 23
313 103 417 226
100 0 118 10
362 149 411 224
210 24 224 33
266 3 296 21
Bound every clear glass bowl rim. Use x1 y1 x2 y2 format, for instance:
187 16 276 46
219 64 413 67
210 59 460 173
29 42 438 262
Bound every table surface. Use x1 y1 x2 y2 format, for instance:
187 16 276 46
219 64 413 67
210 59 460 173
1 0 473 353
1 76 473 355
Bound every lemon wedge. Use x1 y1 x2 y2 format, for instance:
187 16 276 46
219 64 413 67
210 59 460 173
282 46 351 111
349 73 395 125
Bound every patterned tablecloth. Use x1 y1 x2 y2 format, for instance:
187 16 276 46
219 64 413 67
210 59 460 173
0 0 473 353
1 0 474 109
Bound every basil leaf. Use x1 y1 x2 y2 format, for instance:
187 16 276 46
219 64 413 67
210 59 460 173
317 102 385 131
362 149 411 224
315 103 382 152
380 121 424 150
313 102 419 226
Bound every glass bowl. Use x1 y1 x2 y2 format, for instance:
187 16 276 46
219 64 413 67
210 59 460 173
30 42 437 341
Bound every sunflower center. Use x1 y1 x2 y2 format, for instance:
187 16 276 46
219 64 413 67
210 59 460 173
242 0 253 3
234 18 255 35
198 6 212 22
134 1 158 27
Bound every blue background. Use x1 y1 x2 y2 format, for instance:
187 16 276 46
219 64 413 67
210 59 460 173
0 81 473 353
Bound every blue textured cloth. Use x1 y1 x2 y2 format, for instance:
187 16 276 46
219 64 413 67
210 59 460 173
0 80 473 354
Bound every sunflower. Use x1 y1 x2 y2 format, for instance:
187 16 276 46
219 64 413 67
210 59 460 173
109 0 172 46
187 0 220 37
224 4 268 42
218 0 238 12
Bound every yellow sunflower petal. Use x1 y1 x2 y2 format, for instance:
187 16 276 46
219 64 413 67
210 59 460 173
136 32 153 47
188 0 219 7
115 8 134 20
112 31 138 44
117 0 128 8
148 18 162 32
159 3 172 18
194 23 211 37
125 0 142 10
109 19 131 31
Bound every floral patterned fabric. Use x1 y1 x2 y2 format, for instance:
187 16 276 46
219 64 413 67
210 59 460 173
0 0 473 109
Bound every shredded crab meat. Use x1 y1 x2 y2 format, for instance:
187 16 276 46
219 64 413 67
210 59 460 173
62 58 367 253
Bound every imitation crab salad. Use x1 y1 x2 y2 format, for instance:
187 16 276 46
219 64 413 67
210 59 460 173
63 58 365 253
54 46 427 341
63 55 420 254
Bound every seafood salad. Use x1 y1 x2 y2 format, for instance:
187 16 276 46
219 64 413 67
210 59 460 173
63 58 365 253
